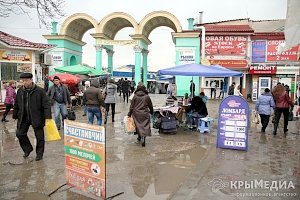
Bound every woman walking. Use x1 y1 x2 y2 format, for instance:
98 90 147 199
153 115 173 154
128 85 153 147
234 84 243 96
104 79 117 124
272 84 294 136
1 80 16 122
255 88 275 133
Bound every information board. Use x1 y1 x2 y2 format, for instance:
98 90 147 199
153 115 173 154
217 96 249 151
64 120 105 198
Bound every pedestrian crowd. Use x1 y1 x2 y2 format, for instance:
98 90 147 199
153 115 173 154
1 73 299 159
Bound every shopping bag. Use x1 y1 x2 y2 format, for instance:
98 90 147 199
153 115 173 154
123 116 136 134
288 110 294 121
45 119 61 141
252 111 260 124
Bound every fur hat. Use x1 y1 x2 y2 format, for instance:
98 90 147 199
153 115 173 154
20 73 33 79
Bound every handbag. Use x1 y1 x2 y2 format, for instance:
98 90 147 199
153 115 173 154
67 108 76 120
45 119 61 141
288 109 294 121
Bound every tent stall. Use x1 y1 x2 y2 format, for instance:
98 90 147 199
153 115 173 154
158 63 243 96
54 64 110 76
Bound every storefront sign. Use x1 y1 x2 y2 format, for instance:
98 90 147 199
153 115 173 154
0 50 32 62
64 120 105 199
276 74 295 78
177 47 195 65
205 36 247 55
17 63 32 73
52 53 63 66
276 66 300 74
217 96 249 151
249 64 276 74
267 40 299 61
97 39 138 46
252 41 266 63
209 59 248 68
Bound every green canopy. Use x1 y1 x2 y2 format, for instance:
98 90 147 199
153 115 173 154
54 64 110 76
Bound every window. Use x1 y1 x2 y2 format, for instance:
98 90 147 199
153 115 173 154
1 62 22 81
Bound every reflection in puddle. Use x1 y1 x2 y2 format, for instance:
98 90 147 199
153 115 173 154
129 146 207 199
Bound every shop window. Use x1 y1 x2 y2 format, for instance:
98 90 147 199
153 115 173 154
1 62 22 81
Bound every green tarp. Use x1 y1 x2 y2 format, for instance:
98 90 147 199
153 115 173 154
54 64 109 76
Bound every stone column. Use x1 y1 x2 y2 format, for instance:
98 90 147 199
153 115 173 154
142 50 149 86
106 49 114 74
133 45 143 85
95 44 104 71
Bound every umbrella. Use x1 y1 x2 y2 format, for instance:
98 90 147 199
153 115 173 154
48 73 81 85
158 63 242 77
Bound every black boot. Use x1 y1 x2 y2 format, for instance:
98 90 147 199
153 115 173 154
141 136 146 147
135 135 141 144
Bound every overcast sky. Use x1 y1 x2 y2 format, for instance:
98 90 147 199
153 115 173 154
0 0 287 71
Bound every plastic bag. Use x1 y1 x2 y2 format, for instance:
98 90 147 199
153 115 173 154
67 109 76 120
129 93 134 102
252 111 260 124
123 116 136 134
45 119 61 141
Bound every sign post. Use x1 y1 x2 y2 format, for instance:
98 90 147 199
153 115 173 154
64 120 105 199
217 96 249 151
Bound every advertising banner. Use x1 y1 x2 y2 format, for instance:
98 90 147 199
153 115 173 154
252 41 266 63
205 36 247 55
267 40 299 61
64 120 105 199
177 47 195 65
0 50 32 63
217 96 249 151
209 59 248 68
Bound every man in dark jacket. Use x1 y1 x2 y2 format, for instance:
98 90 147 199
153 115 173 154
122 78 130 103
47 76 71 130
13 73 52 161
83 81 105 125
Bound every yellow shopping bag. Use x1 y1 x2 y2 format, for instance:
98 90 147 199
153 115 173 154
45 119 61 141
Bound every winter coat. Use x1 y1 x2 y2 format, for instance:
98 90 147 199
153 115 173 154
13 84 52 129
121 80 130 92
255 92 275 115
128 88 154 137
104 83 117 104
4 85 16 105
83 86 105 107
274 91 293 108
186 96 208 116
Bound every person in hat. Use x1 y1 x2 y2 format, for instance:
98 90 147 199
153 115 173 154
13 73 52 161
47 75 71 130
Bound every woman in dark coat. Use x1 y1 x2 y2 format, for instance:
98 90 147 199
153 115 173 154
128 85 153 147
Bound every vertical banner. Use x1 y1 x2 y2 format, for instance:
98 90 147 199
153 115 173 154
177 47 195 65
217 96 249 151
252 41 266 63
64 120 105 199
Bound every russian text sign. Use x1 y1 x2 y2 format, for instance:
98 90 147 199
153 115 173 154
64 120 105 199
217 96 249 151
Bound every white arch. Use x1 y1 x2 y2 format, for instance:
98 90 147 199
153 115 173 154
138 11 182 37
98 12 139 39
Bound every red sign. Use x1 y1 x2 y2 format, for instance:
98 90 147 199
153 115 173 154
267 40 299 61
205 36 247 55
209 59 248 68
249 64 276 74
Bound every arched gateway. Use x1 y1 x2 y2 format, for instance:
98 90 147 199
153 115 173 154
44 11 200 94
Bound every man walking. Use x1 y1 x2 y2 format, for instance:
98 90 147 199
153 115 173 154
122 78 130 103
47 76 71 130
13 73 51 161
83 81 105 125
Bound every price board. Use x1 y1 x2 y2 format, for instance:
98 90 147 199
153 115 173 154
217 96 249 151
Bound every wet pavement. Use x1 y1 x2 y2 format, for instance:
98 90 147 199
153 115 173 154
0 94 299 199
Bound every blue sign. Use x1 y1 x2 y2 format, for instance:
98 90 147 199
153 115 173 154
217 96 249 151
252 41 266 63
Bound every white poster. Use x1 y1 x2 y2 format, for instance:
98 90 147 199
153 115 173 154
52 53 63 67
177 47 195 65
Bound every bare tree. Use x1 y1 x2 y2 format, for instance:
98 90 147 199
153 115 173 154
0 0 65 27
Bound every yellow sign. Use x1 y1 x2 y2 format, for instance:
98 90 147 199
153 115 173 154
0 50 32 63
